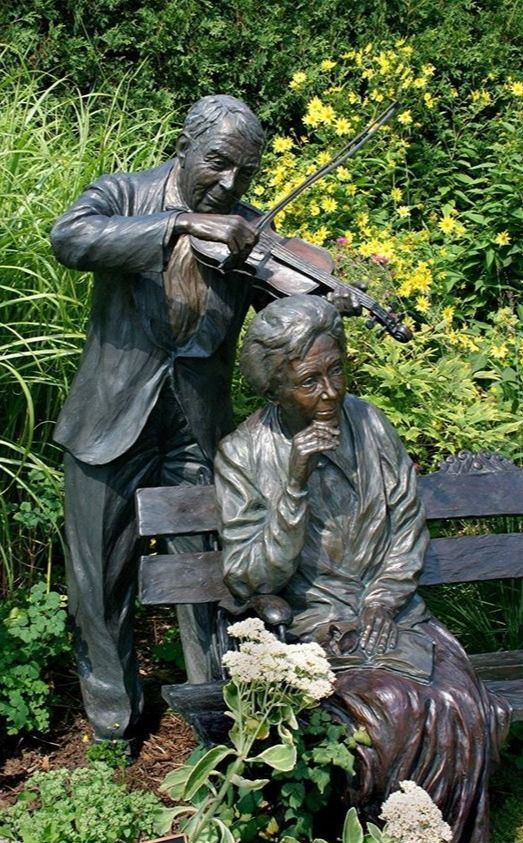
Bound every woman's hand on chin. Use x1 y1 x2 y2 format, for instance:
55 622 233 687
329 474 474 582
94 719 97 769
288 420 340 489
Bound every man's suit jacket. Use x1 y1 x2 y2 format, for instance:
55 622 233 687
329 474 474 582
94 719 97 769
51 159 255 465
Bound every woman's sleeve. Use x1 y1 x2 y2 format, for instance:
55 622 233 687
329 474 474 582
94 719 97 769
214 431 308 601
362 408 430 615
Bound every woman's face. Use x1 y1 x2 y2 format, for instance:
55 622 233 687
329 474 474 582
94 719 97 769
276 333 346 433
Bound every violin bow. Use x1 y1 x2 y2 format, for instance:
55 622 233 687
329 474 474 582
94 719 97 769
254 100 401 234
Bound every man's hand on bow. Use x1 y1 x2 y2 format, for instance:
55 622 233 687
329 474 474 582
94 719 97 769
175 212 258 260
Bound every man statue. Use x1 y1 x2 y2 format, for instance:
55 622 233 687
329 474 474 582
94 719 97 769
50 94 265 751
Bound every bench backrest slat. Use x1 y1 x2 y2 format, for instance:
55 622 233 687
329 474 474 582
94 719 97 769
420 534 523 585
136 486 218 536
418 470 523 519
139 552 228 605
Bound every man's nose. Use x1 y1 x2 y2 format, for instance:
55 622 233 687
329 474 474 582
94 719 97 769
219 166 239 192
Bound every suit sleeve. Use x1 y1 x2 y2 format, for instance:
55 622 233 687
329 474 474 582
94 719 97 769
214 430 308 601
50 173 181 273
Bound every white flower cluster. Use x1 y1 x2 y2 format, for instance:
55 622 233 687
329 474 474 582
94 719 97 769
223 618 335 702
380 780 452 843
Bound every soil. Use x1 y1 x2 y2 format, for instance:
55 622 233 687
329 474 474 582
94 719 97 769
0 607 197 809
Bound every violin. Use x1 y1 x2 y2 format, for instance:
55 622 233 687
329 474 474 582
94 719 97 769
191 220 412 343
191 101 412 343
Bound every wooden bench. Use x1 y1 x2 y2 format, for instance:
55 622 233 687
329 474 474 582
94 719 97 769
136 449 523 739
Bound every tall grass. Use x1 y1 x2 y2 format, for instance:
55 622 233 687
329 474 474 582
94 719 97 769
0 49 176 594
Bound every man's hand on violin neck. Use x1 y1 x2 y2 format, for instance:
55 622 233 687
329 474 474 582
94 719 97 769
175 212 258 258
326 289 363 317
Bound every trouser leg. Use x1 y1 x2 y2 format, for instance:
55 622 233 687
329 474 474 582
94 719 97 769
63 379 218 737
63 452 149 740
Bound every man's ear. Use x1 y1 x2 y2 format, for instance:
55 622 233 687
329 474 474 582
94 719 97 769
176 132 191 167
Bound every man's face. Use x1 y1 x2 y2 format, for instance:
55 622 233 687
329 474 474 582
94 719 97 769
276 334 346 434
177 117 262 213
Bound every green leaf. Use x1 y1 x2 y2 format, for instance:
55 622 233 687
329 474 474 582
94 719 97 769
152 805 190 835
213 817 236 843
160 764 191 798
250 742 297 771
367 822 385 841
342 807 364 843
183 745 234 800
223 680 241 715
230 773 269 792
278 722 295 745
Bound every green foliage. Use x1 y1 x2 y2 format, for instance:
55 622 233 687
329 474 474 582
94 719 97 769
152 624 186 671
0 52 175 594
0 581 69 734
0 762 176 843
267 709 361 841
1 0 522 133
85 739 132 769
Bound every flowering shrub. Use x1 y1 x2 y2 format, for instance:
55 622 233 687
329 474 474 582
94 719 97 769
247 41 522 468
161 618 339 842
340 780 452 843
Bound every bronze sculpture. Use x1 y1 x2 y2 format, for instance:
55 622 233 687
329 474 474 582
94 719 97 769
214 294 510 842
50 94 265 750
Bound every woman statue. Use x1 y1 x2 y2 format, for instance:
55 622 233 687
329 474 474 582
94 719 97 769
214 295 510 843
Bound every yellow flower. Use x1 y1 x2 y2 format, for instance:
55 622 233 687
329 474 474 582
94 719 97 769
340 50 355 60
308 225 330 245
336 166 351 182
303 97 336 127
345 184 358 196
342 230 354 244
317 150 331 166
470 89 492 106
335 117 352 136
438 216 457 235
413 77 428 89
347 91 360 104
421 64 435 77
509 80 523 96
272 136 293 154
321 197 338 213
253 184 265 196
442 305 454 323
415 296 430 314
494 231 511 246
397 205 411 218
423 92 436 109
377 52 391 74
320 59 337 71
289 71 307 90
390 187 403 202
356 212 369 228
397 110 413 126
370 89 385 102
309 201 321 217
490 343 508 360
